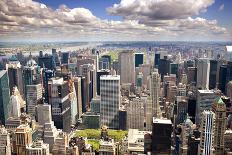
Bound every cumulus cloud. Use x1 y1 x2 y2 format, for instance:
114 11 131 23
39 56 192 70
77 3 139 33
0 0 230 41
107 0 215 20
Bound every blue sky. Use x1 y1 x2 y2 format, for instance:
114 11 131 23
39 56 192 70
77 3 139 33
0 0 232 41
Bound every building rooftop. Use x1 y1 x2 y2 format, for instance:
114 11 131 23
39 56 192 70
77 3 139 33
198 89 214 94
226 46 232 52
0 70 7 78
100 75 120 80
214 97 225 105
153 118 172 124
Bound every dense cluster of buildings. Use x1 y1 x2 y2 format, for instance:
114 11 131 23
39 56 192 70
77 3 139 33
0 45 232 155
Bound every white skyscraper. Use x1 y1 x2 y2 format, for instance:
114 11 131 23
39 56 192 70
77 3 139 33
198 110 215 155
127 97 144 130
196 58 210 90
119 50 135 84
26 84 42 117
150 71 161 118
100 75 120 129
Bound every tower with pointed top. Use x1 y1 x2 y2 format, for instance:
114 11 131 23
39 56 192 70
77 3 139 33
212 97 226 155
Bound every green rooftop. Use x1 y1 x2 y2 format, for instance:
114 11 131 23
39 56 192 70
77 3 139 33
214 97 225 105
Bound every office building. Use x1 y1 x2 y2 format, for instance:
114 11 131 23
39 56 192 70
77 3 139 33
218 65 227 93
135 52 144 67
119 50 135 84
99 57 110 70
0 70 10 125
61 52 70 64
127 97 144 130
196 58 210 90
26 140 50 155
0 126 11 155
198 110 215 155
224 130 232 154
52 48 61 67
226 62 232 87
97 69 110 95
15 124 33 155
42 69 54 103
26 84 42 117
38 54 56 70
225 46 232 62
152 118 172 154
81 112 100 129
212 97 226 154
187 67 197 85
127 129 151 154
176 96 188 124
150 71 161 118
48 78 71 132
119 107 127 130
99 139 117 155
154 53 160 68
52 132 68 154
170 63 179 78
158 57 171 81
196 90 217 125
209 60 218 89
73 77 83 119
90 96 100 114
227 81 232 100
100 75 120 129
36 104 52 126
6 56 24 96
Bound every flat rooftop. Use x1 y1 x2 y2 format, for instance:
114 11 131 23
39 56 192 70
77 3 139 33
153 118 172 124
226 46 232 52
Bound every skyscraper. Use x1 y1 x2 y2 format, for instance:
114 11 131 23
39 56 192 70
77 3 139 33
135 52 144 67
212 97 226 155
152 118 172 154
100 75 120 129
48 78 71 132
97 69 110 95
119 50 135 84
150 71 161 118
198 110 215 155
196 90 217 125
15 124 33 155
6 56 24 97
26 84 42 117
209 60 218 89
127 97 144 130
0 70 10 125
196 58 210 90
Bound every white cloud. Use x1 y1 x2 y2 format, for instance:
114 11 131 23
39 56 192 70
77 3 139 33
107 0 215 20
0 0 231 41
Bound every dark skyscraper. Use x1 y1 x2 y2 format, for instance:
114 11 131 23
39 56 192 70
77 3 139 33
158 57 171 81
219 65 227 93
42 69 54 103
154 53 160 68
96 70 110 95
226 62 232 86
152 118 172 155
6 56 24 97
135 53 144 67
61 52 70 64
0 70 10 125
38 54 56 70
209 60 217 89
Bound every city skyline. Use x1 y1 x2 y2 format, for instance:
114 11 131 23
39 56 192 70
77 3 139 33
0 0 232 42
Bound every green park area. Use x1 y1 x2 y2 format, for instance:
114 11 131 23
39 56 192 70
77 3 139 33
75 129 128 151
105 51 118 61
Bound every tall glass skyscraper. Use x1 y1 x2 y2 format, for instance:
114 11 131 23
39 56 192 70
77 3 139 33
100 75 120 129
0 70 10 125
